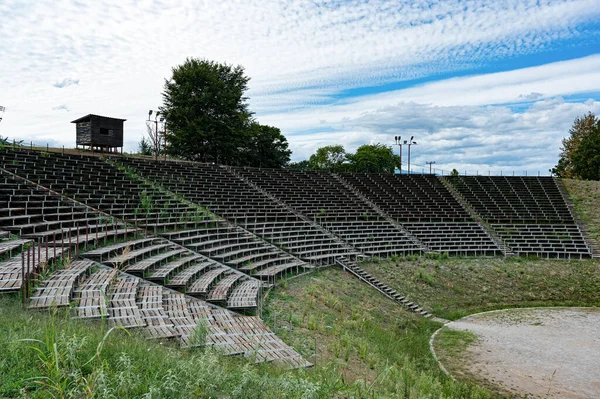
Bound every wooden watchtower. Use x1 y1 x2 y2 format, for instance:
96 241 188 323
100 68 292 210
72 114 126 153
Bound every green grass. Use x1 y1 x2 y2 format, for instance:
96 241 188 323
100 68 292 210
433 329 478 379
263 268 492 398
0 295 328 399
0 273 492 398
359 257 600 320
564 178 600 242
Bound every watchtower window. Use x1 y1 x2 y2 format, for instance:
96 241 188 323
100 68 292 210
100 128 114 136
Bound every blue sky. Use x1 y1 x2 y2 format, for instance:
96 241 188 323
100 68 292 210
1 0 600 174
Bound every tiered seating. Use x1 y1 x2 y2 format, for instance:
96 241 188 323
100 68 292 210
340 173 500 255
163 222 311 279
0 149 206 233
9 260 308 366
82 237 263 311
29 259 93 308
447 176 591 258
0 240 67 292
235 167 423 257
136 282 180 339
0 168 137 249
448 176 573 223
74 267 115 318
117 157 360 264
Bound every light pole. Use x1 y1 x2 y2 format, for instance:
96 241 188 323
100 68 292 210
147 110 165 161
394 136 403 174
407 136 417 174
426 161 435 174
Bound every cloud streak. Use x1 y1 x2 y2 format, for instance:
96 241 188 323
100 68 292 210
53 78 79 88
0 0 598 174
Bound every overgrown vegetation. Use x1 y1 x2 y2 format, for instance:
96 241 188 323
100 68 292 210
359 257 600 320
564 178 600 243
264 269 492 398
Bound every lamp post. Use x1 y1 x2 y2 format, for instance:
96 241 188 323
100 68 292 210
394 136 403 174
407 136 417 174
147 110 165 161
426 161 436 174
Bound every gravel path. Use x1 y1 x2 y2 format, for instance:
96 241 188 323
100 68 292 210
437 307 600 399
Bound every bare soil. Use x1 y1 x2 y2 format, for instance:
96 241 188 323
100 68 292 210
437 307 600 398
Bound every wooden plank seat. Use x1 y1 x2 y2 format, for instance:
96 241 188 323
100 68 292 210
146 254 203 282
0 270 24 291
104 243 173 268
84 237 161 262
187 267 229 295
123 248 188 274
204 244 274 261
227 280 261 309
29 259 93 309
136 283 180 339
252 261 307 278
74 268 115 319
0 238 31 257
206 273 244 302
107 276 146 328
162 289 199 346
165 261 215 287
236 255 299 271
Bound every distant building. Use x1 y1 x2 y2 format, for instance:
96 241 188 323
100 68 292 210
71 114 126 153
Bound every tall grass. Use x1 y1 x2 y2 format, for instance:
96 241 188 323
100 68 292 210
1 286 492 398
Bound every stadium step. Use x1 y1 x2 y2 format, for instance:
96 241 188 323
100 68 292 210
335 256 434 318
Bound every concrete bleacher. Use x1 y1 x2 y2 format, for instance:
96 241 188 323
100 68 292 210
446 176 591 258
338 173 501 255
162 221 312 280
116 157 361 264
0 150 207 234
234 167 424 257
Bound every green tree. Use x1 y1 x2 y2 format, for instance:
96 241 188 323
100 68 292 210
243 123 291 168
348 143 399 173
160 58 252 163
450 168 459 177
308 145 348 172
286 160 311 170
552 112 599 178
571 123 600 180
137 137 152 156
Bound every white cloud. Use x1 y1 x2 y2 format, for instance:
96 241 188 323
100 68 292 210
0 0 599 173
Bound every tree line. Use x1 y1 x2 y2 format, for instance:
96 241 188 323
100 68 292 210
144 57 599 180
552 112 600 181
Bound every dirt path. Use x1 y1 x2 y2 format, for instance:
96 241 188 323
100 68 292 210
437 307 600 398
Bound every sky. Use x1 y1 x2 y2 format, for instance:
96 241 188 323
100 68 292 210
1 0 600 175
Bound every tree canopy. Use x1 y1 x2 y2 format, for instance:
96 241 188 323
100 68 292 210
160 58 290 167
552 112 600 179
570 122 600 180
300 143 399 173
308 145 348 172
349 143 398 173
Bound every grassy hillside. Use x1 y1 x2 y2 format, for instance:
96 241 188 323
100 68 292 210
359 256 600 320
0 295 322 399
563 178 600 243
0 272 492 399
263 269 492 398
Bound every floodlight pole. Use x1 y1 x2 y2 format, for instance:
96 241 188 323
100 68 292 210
426 161 436 174
407 136 417 174
394 136 403 174
147 110 163 160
